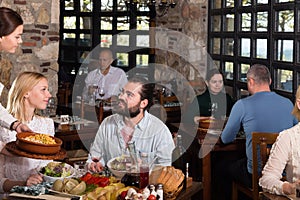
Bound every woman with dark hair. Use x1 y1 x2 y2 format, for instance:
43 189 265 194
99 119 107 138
0 7 30 132
183 68 234 124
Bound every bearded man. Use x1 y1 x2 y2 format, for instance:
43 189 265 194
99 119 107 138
87 77 175 172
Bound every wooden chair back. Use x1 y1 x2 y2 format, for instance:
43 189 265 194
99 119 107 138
232 132 279 200
159 91 182 125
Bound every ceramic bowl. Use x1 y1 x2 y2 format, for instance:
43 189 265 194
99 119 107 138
16 132 62 154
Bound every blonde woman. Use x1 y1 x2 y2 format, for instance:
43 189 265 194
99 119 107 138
0 72 53 193
259 86 300 195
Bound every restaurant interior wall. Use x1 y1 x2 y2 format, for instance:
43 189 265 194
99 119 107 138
0 0 59 107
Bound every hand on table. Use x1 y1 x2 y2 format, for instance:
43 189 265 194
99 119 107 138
88 161 104 173
26 174 43 186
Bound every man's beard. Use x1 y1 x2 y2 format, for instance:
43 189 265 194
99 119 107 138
114 99 141 118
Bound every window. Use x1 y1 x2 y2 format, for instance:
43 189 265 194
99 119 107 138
59 0 153 82
208 0 299 101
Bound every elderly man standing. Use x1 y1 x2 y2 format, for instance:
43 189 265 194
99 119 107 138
219 64 298 199
82 48 128 101
87 77 175 172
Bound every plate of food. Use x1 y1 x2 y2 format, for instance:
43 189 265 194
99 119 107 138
39 161 75 183
16 132 62 155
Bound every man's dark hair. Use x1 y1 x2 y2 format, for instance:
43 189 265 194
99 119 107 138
129 76 154 111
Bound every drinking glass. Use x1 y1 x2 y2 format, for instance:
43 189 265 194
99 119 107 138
74 161 87 177
98 87 105 100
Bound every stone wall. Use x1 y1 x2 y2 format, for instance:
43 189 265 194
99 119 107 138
0 0 59 106
155 0 208 102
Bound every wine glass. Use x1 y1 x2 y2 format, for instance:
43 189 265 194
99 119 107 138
98 87 105 100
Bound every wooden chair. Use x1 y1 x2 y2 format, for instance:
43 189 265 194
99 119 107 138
159 92 182 125
232 132 279 200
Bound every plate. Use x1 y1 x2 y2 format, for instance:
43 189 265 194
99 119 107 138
5 141 66 160
39 162 75 183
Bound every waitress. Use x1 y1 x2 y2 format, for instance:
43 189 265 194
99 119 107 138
0 7 31 133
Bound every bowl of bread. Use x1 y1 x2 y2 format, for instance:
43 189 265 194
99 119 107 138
16 132 62 154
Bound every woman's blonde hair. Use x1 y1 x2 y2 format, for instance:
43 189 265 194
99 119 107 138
7 71 47 123
292 85 300 121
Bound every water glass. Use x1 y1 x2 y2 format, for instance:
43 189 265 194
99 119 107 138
74 161 87 177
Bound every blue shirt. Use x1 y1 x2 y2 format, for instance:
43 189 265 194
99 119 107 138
221 91 298 174
88 111 175 166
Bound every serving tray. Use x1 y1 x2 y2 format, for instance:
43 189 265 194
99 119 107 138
5 141 66 160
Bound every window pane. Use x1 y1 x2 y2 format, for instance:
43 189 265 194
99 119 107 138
225 0 234 7
278 0 294 2
117 0 127 11
100 35 112 47
137 35 149 47
225 62 234 80
117 17 130 30
225 14 235 31
64 16 76 29
212 0 221 9
256 38 267 59
257 12 268 31
61 48 76 62
137 16 149 30
212 15 221 32
79 34 91 47
80 0 92 12
277 10 294 32
241 38 251 57
117 35 129 46
212 38 221 54
101 0 113 11
213 60 220 68
275 69 293 92
240 64 250 82
224 38 234 56
257 0 268 4
136 54 149 66
101 17 112 30
65 0 74 10
276 40 293 62
241 13 251 31
80 17 92 29
116 53 128 66
62 33 76 46
242 0 251 6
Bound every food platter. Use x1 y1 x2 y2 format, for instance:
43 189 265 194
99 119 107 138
5 141 66 160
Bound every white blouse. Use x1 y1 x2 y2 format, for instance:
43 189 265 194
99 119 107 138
259 123 300 195
0 115 54 193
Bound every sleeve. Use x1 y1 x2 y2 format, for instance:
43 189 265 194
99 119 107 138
155 124 175 166
182 97 199 124
259 131 291 195
0 103 16 130
87 124 105 166
221 100 243 144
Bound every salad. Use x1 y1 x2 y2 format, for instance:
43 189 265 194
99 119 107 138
40 162 73 177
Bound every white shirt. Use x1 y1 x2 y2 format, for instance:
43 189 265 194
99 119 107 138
0 116 55 192
0 82 16 129
83 66 128 100
259 123 300 195
88 111 175 166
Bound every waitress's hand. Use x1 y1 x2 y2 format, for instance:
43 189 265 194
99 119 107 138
88 161 104 173
17 123 32 133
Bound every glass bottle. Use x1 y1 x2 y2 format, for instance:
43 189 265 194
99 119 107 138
172 134 186 189
139 152 149 189
156 183 164 200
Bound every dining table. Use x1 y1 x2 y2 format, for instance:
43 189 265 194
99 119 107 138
170 122 246 200
259 191 291 200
